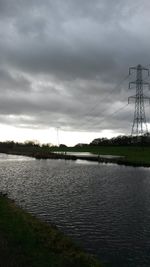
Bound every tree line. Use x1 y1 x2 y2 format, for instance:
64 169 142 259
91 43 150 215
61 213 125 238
89 134 150 146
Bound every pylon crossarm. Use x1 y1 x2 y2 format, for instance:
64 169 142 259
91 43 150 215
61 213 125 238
143 96 150 101
129 81 137 89
129 67 137 75
142 68 149 75
142 82 150 86
128 96 136 103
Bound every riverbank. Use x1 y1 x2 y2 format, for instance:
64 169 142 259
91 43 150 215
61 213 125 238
0 194 102 267
50 145 150 167
28 146 150 167
0 145 150 167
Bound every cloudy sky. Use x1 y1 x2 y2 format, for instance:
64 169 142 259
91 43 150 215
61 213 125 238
0 0 150 145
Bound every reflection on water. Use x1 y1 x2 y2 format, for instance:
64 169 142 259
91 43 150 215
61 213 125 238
55 151 123 159
0 154 150 267
76 159 99 165
66 152 97 157
0 153 35 161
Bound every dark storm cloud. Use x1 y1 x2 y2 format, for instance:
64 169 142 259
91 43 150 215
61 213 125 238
0 0 150 137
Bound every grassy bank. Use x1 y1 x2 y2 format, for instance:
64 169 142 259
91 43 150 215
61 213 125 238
85 146 150 165
0 195 102 267
51 145 150 166
1 143 150 166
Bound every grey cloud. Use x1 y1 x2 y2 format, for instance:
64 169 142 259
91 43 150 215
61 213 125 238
0 0 150 138
0 68 32 93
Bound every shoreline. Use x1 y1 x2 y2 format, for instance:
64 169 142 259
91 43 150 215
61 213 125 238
0 194 102 267
35 153 150 168
1 149 150 168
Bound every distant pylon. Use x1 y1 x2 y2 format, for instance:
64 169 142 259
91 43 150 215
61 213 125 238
128 64 150 136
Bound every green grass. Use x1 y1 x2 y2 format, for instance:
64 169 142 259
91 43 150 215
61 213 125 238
50 145 150 165
89 146 150 164
0 196 102 267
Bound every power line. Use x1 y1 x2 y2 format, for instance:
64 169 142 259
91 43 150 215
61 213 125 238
109 103 129 117
80 103 129 131
57 102 129 132
83 74 130 118
60 74 130 132
57 73 135 133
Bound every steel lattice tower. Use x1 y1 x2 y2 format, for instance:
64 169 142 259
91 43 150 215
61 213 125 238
128 64 150 136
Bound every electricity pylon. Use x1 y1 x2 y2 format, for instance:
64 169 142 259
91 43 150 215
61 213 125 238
128 64 150 136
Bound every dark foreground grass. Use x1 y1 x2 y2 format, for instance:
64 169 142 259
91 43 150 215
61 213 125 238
0 196 102 267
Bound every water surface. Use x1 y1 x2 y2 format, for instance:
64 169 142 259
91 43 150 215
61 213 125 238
0 153 150 267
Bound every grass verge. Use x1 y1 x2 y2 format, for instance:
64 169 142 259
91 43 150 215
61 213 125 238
0 195 102 267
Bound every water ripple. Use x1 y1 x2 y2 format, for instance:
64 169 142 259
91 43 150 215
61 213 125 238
0 155 150 266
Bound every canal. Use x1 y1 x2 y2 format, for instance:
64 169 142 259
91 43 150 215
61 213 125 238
0 153 150 266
